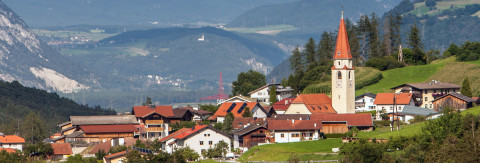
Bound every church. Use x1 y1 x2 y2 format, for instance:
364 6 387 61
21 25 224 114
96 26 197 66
284 11 357 115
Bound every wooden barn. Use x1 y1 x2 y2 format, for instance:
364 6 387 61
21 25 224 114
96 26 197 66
232 125 268 150
310 113 374 133
432 92 475 111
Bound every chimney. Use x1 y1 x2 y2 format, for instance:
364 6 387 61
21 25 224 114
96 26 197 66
292 119 295 123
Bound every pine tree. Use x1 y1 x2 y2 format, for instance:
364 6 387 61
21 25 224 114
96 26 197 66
407 22 426 64
21 112 47 144
368 12 382 59
346 19 362 66
222 112 234 133
461 77 473 97
317 31 335 65
304 37 317 71
242 107 253 117
357 15 370 60
290 46 303 74
392 13 403 53
382 15 393 56
269 86 278 105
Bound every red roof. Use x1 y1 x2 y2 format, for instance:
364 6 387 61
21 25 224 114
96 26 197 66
80 124 138 134
232 117 270 129
213 102 261 118
158 128 190 142
273 97 295 111
310 113 374 127
51 143 73 155
174 125 208 140
333 12 352 59
291 94 336 114
0 148 16 153
132 105 174 118
374 93 413 105
104 150 129 159
89 138 136 154
268 120 323 131
0 135 25 143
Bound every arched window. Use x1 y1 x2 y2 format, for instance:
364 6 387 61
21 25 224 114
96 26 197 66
348 71 351 79
337 71 342 79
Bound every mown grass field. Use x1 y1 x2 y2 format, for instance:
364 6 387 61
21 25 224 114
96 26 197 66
238 139 342 162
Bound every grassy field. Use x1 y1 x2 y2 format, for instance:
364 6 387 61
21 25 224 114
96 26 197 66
225 24 297 35
32 29 115 41
427 62 480 96
238 139 342 161
405 0 480 17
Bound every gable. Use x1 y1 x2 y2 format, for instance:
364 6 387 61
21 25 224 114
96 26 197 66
284 103 312 114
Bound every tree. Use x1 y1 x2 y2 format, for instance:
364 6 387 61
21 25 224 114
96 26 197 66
317 31 335 66
406 22 426 65
269 86 278 105
357 14 370 60
304 37 317 70
21 111 47 144
222 112 234 133
443 43 460 58
242 107 253 117
368 12 382 59
425 49 441 63
142 97 152 106
346 19 362 66
95 149 107 160
24 142 53 159
177 147 200 161
290 46 304 74
461 77 473 97
204 140 229 158
340 139 385 163
199 104 219 114
232 70 266 96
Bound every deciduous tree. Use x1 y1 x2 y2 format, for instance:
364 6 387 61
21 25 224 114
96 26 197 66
232 70 266 96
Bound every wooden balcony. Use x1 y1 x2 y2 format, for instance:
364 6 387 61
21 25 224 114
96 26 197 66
145 120 164 125
146 127 164 132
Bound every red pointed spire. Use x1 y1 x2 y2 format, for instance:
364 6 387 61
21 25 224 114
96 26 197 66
333 10 352 59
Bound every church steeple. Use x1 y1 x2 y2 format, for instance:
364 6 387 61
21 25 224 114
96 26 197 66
333 9 352 59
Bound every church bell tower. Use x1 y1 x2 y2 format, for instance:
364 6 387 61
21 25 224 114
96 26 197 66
331 10 355 114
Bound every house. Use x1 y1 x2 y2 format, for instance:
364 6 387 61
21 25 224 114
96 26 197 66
263 106 276 116
232 125 269 151
50 143 72 160
268 119 322 143
355 93 376 112
232 114 311 130
103 150 129 163
59 115 139 143
432 92 476 111
158 128 191 154
397 106 441 123
132 105 174 140
391 81 461 109
170 109 195 124
89 137 136 154
310 113 374 133
162 125 232 156
218 95 256 105
283 94 336 114
208 102 268 122
272 97 295 114
374 93 415 120
0 135 25 151
248 84 294 104
176 106 212 122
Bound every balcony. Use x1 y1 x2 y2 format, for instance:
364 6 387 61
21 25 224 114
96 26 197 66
145 120 164 125
146 127 164 132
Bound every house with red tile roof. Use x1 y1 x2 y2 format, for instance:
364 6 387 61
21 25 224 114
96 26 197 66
89 137 136 154
103 150 130 163
310 113 374 132
272 97 295 114
268 119 322 143
0 135 25 151
248 84 294 105
374 93 415 120
208 102 268 122
0 148 16 153
284 94 336 115
132 105 174 140
391 81 461 108
50 143 72 160
159 125 231 156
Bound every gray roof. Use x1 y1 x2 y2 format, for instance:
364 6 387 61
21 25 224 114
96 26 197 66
355 93 376 101
58 121 72 127
70 115 139 126
66 131 85 138
399 106 440 116
232 124 265 136
392 82 461 90
432 92 475 103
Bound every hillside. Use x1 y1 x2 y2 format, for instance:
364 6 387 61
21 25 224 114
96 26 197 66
0 80 116 135
2 0 295 27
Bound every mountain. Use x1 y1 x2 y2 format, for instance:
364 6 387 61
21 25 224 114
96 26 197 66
0 1 97 93
2 0 295 27
62 27 288 90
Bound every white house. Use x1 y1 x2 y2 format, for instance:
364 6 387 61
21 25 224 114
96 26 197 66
166 125 232 156
398 106 441 123
248 84 294 105
267 119 322 143
217 95 256 105
0 134 25 151
208 102 268 122
374 93 415 120
355 93 377 112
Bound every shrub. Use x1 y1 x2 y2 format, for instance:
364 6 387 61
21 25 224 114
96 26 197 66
324 133 346 138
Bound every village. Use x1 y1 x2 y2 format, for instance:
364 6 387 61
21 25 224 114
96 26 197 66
2 12 480 162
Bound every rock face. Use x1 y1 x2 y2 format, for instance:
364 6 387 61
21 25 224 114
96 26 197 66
0 1 95 93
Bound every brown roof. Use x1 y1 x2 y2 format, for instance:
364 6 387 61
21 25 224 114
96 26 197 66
51 143 73 155
172 109 190 118
432 92 475 103
392 82 461 90
178 107 212 115
291 94 336 114
132 105 174 118
80 124 138 134
70 115 138 126
0 135 25 143
104 150 129 159
232 124 266 136
374 93 413 105
268 120 322 131
310 113 374 127
272 97 295 111
89 138 136 154
158 128 190 142
232 117 270 129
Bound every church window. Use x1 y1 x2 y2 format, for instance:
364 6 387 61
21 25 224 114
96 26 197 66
337 71 342 79
348 71 351 79
338 61 340 65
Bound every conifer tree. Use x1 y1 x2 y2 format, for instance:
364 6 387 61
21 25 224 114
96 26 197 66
368 12 382 59
407 22 426 64
222 112 234 133
357 15 370 59
346 19 362 65
242 107 253 117
269 86 278 105
21 112 47 144
461 77 473 97
290 46 303 74
304 37 317 71
317 31 335 65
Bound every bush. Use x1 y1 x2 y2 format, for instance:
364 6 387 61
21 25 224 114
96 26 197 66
324 133 346 138
374 120 391 127
366 57 405 71
409 115 427 124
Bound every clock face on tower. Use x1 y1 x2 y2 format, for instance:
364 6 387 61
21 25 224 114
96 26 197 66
336 81 342 88
349 80 353 88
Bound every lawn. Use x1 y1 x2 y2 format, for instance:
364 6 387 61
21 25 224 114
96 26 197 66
238 139 342 161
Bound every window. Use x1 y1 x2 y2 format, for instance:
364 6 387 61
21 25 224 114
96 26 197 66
430 104 433 108
348 71 351 79
398 107 402 111
200 141 204 145
280 134 285 138
209 141 213 145
425 97 428 102
208 134 210 136
338 61 340 65
338 71 342 79
370 99 374 103
424 90 428 94
291 133 300 137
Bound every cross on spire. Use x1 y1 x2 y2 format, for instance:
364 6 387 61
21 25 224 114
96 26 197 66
341 6 344 19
